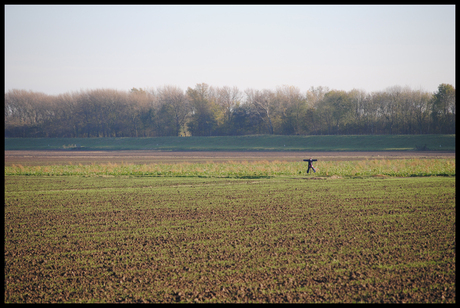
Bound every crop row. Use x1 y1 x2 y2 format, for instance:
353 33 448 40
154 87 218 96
4 176 456 303
4 159 455 178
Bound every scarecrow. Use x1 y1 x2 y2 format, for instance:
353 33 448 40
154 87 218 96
303 158 317 173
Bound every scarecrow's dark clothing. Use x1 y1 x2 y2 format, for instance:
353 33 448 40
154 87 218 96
306 159 317 173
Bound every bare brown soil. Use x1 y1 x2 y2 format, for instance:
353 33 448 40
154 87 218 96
4 150 455 166
4 176 456 303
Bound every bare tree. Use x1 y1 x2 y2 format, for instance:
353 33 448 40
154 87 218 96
306 86 329 108
157 85 191 136
245 88 275 134
216 86 241 123
186 83 219 136
52 92 79 137
411 89 432 134
275 85 306 134
4 89 54 137
348 89 375 134
431 83 455 133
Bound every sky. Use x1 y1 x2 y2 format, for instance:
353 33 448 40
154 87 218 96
4 4 456 96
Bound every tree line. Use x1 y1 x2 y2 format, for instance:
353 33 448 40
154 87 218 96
4 83 455 138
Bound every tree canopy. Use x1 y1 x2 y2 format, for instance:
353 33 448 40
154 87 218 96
4 84 455 137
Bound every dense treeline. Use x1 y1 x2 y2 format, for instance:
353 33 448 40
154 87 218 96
4 83 455 137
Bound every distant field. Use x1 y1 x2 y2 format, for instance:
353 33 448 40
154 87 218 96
4 135 456 151
4 150 455 167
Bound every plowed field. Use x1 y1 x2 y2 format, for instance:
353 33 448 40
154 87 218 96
4 174 455 303
4 150 455 166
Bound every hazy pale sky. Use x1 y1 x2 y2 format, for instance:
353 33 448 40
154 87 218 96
5 4 455 95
